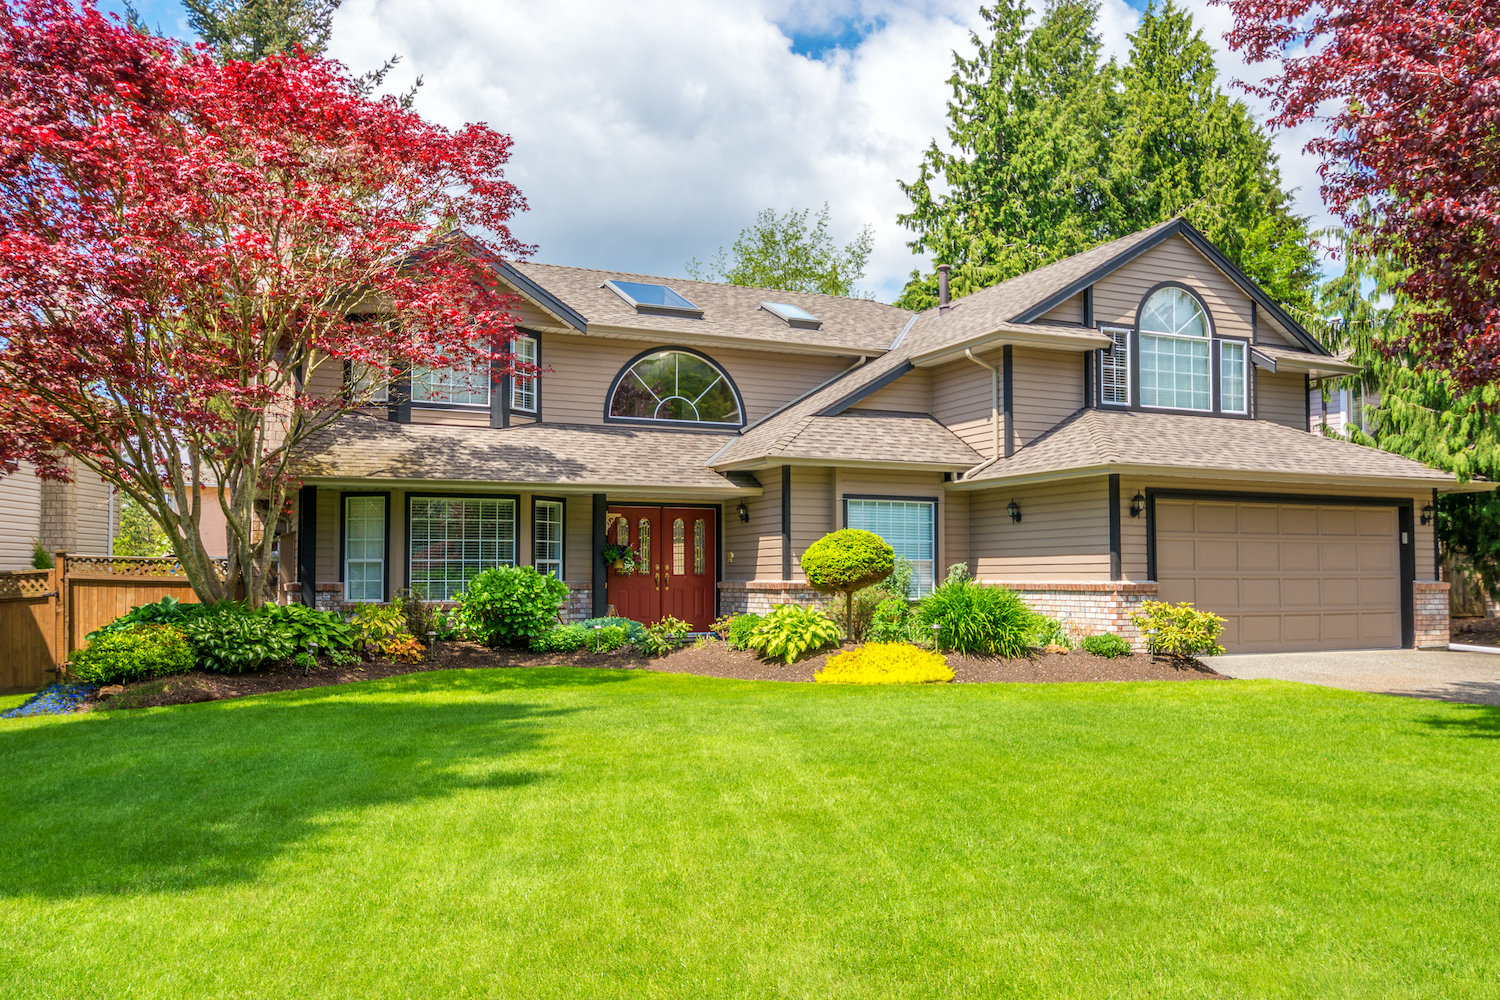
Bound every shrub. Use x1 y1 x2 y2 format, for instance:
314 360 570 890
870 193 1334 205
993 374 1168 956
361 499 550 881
799 529 895 636
815 643 953 685
180 608 298 673
1082 633 1132 658
30 542 53 569
382 635 426 663
68 623 195 685
746 604 841 664
89 595 226 640
347 603 415 658
916 579 1040 657
579 616 647 644
713 613 762 651
882 556 915 602
395 589 439 645
454 566 568 648
530 622 591 653
637 616 692 657
827 587 887 643
588 624 630 653
1131 601 1226 659
867 597 913 644
1030 616 1073 650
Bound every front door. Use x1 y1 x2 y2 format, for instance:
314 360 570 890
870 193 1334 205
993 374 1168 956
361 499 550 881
605 506 717 629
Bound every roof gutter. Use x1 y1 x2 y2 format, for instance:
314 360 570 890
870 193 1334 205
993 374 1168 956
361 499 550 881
964 348 1001 461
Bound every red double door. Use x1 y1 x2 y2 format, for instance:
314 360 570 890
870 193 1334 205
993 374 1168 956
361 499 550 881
606 506 717 630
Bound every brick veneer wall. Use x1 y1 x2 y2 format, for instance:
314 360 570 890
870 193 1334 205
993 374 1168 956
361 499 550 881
986 581 1160 644
561 582 593 622
719 580 825 616
1414 580 1451 648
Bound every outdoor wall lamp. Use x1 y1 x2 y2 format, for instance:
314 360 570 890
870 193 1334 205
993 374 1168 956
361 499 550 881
1421 503 1435 526
1007 499 1021 523
736 500 750 523
1130 491 1145 518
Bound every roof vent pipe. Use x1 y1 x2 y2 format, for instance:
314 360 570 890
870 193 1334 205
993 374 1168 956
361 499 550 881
937 264 951 315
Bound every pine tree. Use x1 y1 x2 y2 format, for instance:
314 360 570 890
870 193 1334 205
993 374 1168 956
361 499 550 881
183 0 341 60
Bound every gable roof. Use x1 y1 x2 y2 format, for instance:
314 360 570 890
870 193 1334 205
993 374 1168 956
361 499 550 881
503 262 908 356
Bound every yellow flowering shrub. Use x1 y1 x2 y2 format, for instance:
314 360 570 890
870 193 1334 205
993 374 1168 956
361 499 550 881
815 642 953 685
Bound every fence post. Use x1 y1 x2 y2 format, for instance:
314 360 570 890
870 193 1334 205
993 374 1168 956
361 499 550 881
51 552 68 672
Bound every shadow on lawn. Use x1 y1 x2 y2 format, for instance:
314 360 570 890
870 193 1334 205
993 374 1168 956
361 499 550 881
0 667 636 899
1417 696 1500 739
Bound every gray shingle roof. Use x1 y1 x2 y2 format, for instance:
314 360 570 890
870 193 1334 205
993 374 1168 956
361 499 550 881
294 415 756 492
507 262 909 355
774 410 981 467
957 408 1459 486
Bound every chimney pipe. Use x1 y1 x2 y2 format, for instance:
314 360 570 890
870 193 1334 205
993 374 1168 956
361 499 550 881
937 264 951 315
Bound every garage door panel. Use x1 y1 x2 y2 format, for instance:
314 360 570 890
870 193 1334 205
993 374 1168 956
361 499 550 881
1156 499 1401 653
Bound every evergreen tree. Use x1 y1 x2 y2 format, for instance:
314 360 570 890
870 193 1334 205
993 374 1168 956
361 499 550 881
183 0 340 60
114 496 172 558
686 205 874 298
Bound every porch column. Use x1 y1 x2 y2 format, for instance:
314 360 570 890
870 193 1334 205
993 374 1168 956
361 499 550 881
592 493 608 617
297 484 317 606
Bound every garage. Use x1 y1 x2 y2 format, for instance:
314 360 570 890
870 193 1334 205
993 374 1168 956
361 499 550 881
1154 497 1407 653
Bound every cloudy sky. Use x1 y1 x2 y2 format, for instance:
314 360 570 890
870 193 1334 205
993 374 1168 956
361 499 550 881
109 0 1327 303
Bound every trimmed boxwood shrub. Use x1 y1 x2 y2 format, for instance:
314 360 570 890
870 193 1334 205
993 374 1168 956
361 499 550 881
1082 633 1131 658
800 529 894 638
454 566 569 648
69 623 196 685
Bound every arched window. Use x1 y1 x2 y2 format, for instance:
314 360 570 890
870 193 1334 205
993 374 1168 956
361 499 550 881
1137 285 1212 412
607 349 743 427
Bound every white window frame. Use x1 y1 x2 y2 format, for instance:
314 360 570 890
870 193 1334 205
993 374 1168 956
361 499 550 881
1218 339 1248 415
407 495 516 601
412 358 490 409
1098 326 1131 406
844 497 937 597
343 495 386 603
1137 287 1213 413
348 361 389 404
511 335 537 413
532 498 563 578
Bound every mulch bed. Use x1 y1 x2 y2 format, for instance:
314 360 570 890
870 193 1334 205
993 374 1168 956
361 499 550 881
1452 617 1500 648
85 640 1222 712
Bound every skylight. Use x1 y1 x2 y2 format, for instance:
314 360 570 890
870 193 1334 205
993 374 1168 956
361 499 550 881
760 301 822 330
604 279 703 317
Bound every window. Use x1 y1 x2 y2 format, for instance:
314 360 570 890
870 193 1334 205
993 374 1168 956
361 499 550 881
1137 286 1211 412
412 358 489 407
343 496 386 602
408 496 515 601
604 279 703 317
1099 327 1130 406
608 350 743 426
348 362 388 403
845 498 936 597
511 336 537 413
760 301 821 330
636 518 651 575
672 518 685 575
1219 340 1247 414
693 519 706 575
532 499 563 578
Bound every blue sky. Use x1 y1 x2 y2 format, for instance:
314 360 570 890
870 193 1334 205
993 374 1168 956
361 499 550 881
91 1 1324 303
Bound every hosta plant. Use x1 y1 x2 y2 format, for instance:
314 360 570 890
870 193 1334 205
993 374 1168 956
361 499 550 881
815 643 953 685
746 605 841 664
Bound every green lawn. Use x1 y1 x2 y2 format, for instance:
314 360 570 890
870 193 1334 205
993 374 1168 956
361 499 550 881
2 669 1497 999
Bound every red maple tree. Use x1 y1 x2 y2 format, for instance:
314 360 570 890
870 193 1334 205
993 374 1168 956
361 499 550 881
0 0 529 603
1220 0 1500 390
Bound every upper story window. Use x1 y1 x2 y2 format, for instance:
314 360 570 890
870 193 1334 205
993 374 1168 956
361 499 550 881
1095 284 1249 417
607 348 743 427
510 335 537 413
413 357 489 408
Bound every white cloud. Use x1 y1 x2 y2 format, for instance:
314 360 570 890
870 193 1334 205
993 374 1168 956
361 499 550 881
329 0 1333 303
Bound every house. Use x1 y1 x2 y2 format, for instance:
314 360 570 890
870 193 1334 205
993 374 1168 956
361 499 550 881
0 457 116 571
287 218 1492 653
1310 382 1378 437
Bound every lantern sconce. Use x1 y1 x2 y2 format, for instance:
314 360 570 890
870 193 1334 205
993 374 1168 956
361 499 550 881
1007 498 1022 523
1130 491 1145 518
1420 503 1435 526
736 500 750 523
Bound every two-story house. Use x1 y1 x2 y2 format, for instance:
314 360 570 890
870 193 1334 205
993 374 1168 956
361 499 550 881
289 219 1489 653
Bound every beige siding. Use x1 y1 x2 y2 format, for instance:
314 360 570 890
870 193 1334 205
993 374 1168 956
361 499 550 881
564 496 593 589
1118 476 1439 582
1011 347 1084 445
315 488 341 586
932 357 1001 459
305 353 345 398
1091 233 1302 348
788 467 834 580
0 463 45 571
858 369 931 413
538 333 854 427
1257 371 1307 430
943 490 969 580
724 470 781 581
1040 291 1086 325
970 477 1112 581
69 466 114 557
410 407 489 427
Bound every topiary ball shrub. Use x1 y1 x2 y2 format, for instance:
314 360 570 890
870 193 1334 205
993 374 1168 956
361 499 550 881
916 578 1041 658
800 529 895 638
454 566 569 648
815 643 953 685
1082 633 1132 659
68 623 196 685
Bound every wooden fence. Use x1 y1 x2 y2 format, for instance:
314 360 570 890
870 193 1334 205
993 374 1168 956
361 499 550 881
0 554 213 691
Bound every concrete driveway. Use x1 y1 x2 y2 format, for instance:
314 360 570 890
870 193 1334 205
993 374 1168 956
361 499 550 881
1208 648 1500 705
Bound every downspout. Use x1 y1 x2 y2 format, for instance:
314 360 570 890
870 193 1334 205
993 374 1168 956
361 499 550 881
964 348 1000 461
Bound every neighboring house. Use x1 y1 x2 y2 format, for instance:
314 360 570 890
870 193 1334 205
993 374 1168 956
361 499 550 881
289 218 1491 653
1310 383 1378 436
0 457 116 571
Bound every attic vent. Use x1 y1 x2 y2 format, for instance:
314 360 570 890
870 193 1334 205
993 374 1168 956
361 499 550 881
603 279 703 318
760 301 821 330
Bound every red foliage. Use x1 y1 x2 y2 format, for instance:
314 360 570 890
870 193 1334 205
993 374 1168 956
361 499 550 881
1221 0 1500 390
0 0 529 484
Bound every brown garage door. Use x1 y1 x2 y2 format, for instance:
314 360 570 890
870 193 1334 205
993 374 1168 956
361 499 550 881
1156 500 1401 653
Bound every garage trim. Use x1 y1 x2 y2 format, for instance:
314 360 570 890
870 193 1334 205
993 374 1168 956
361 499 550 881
1145 488 1415 648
